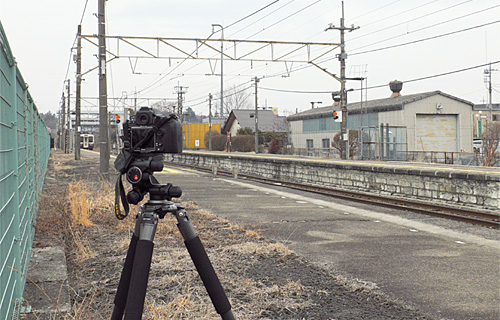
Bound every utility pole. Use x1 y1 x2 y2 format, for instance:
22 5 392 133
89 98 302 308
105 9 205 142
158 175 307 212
325 0 359 160
174 85 188 120
98 0 109 174
209 93 213 151
66 79 71 153
484 63 498 124
212 24 224 118
253 76 260 153
75 24 82 160
61 92 66 152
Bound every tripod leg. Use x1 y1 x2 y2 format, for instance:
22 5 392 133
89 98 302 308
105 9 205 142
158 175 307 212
175 208 235 320
111 234 138 320
124 211 158 320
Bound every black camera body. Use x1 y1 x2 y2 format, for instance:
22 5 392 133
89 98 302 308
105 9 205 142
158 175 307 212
122 107 183 154
114 107 183 210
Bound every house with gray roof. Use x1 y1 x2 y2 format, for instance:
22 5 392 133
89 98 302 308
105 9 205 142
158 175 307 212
287 89 474 154
223 109 288 136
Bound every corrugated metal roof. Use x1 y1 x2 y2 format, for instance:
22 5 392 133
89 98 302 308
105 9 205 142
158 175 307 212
223 109 287 133
287 91 474 121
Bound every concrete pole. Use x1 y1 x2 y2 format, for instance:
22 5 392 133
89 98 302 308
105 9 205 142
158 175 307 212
212 24 224 118
209 93 213 151
220 28 224 118
75 24 82 160
66 80 71 153
254 77 259 154
339 2 348 160
98 0 109 173
61 92 66 152
325 1 359 160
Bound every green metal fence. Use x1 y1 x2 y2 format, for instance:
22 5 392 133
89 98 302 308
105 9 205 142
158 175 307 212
1 21 51 320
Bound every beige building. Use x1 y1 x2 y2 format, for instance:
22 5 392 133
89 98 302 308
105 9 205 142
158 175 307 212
287 90 474 154
472 103 500 138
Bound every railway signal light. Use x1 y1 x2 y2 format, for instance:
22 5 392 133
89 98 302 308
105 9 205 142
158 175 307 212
333 110 342 122
116 115 121 124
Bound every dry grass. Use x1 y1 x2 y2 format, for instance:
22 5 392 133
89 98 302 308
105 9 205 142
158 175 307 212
67 225 95 262
67 180 93 226
29 152 424 320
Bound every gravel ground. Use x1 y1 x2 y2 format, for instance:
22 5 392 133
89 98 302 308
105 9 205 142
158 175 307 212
30 151 432 319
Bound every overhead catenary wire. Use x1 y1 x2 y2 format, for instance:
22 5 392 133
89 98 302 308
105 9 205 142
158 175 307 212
62 0 90 95
142 0 324 100
242 0 324 40
243 0 487 78
137 0 285 97
273 0 486 63
178 13 500 109
265 17 500 79
158 0 329 103
225 0 281 31
350 20 500 56
259 61 500 95
349 4 500 53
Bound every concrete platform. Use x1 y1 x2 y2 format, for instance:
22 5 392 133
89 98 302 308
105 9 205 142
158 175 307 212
22 246 70 319
156 165 500 320
168 150 500 211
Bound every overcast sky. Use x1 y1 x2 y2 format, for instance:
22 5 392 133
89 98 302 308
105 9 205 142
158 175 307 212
1 0 499 116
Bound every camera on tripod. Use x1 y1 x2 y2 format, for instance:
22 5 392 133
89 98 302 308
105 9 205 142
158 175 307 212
114 107 183 210
122 107 183 154
111 107 236 320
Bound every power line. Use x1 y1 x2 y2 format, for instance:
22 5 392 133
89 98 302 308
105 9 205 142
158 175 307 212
185 81 252 106
348 0 466 42
225 0 281 30
277 0 476 62
227 0 297 38
260 0 480 71
61 0 90 109
260 61 500 95
260 87 331 94
243 0 323 40
350 20 500 56
139 1 287 96
349 4 500 53
158 0 320 97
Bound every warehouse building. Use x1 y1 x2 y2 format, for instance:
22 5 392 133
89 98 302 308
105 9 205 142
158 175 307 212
287 83 474 157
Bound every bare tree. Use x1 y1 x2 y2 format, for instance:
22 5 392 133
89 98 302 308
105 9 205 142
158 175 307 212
213 84 252 116
152 100 176 115
332 130 359 158
481 122 500 166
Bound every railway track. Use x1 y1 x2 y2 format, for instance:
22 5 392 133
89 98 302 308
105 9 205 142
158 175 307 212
168 162 500 229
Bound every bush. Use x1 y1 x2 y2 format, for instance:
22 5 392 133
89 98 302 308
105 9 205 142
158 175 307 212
204 130 226 151
232 135 255 152
268 138 282 154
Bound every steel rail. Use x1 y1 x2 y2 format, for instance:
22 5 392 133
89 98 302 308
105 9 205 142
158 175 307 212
167 162 500 229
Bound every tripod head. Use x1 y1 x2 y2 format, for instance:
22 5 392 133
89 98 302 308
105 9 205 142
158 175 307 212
121 153 182 204
114 151 183 219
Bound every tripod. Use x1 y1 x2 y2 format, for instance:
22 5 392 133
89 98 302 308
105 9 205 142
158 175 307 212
111 179 235 320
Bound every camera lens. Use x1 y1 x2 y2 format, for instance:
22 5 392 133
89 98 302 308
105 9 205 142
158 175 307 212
136 112 152 125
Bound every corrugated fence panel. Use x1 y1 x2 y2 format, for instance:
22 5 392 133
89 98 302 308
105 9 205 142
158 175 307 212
0 21 50 320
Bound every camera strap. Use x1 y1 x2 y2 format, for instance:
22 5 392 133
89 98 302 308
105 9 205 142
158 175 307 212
114 150 132 220
115 174 129 220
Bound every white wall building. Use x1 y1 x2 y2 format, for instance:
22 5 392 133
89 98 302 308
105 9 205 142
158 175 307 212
287 89 474 153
